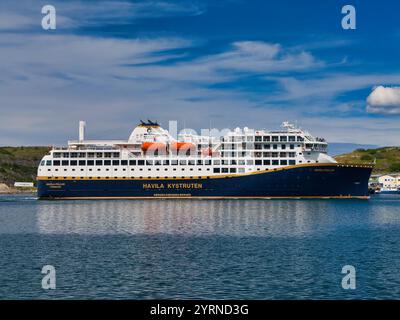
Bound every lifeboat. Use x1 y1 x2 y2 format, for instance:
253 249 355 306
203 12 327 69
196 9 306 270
141 142 167 154
170 141 196 155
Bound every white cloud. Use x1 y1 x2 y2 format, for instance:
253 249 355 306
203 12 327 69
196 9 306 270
367 86 400 114
0 0 204 31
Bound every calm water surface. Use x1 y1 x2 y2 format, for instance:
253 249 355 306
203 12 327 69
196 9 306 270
0 194 400 299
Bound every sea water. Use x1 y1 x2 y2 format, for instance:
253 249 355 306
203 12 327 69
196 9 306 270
0 194 400 299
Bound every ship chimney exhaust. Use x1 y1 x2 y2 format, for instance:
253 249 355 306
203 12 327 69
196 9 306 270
79 121 86 142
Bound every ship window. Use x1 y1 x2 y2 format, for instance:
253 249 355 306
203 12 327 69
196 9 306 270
281 144 286 150
62 153 69 158
97 168 101 171
70 153 78 158
205 160 211 165
88 160 95 166
171 160 178 165
138 160 145 166
221 168 229 173
273 144 278 150
213 160 220 165
62 160 69 166
121 160 128 166
246 160 253 165
290 144 294 149
104 153 112 158
255 160 262 166
79 153 86 158
154 160 161 165
129 160 136 165
70 160 77 166
47 169 51 171
272 152 278 158
239 168 245 173
272 136 279 142
104 160 111 165
79 160 86 166
255 136 262 142
297 136 304 142
289 160 295 165
197 160 203 165
163 160 169 165
53 153 61 158
289 152 296 157
239 160 245 165
179 160 187 165
96 153 103 158
272 160 279 165
231 160 237 165
280 136 287 142
263 160 270 165
80 169 84 171
145 160 153 165
53 160 60 166
280 152 287 157
280 160 288 165
96 160 103 166
113 160 120 165
87 153 95 158
263 144 270 150
230 168 236 173
263 136 270 142
40 160 45 166
222 160 229 165
289 136 296 142
188 160 195 165
113 153 120 158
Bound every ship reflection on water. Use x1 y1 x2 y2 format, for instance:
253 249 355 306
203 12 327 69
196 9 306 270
35 200 340 237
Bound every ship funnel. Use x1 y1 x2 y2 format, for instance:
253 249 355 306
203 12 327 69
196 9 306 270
79 121 86 142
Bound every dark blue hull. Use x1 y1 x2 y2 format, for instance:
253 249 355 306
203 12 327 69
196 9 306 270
37 164 373 199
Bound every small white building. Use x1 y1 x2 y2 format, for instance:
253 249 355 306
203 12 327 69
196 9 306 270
378 175 400 189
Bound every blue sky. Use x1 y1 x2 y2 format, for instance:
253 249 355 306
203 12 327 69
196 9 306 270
1 0 400 146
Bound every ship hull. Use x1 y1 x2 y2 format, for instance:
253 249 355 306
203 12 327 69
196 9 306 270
37 164 373 200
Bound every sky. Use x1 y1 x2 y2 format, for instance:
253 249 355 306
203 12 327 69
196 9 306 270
0 0 400 146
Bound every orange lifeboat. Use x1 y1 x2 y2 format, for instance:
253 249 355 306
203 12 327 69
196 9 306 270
141 142 167 154
170 141 196 155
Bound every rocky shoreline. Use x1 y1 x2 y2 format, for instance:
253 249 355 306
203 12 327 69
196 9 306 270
0 183 36 194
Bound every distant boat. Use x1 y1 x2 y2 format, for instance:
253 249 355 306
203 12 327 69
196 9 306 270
379 187 400 195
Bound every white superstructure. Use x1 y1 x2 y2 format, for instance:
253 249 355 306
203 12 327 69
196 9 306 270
38 121 336 179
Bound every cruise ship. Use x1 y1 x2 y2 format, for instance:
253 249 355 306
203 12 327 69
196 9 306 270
37 120 373 199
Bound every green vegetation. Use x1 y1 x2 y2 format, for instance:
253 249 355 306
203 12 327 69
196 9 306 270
0 146 50 186
335 147 400 174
